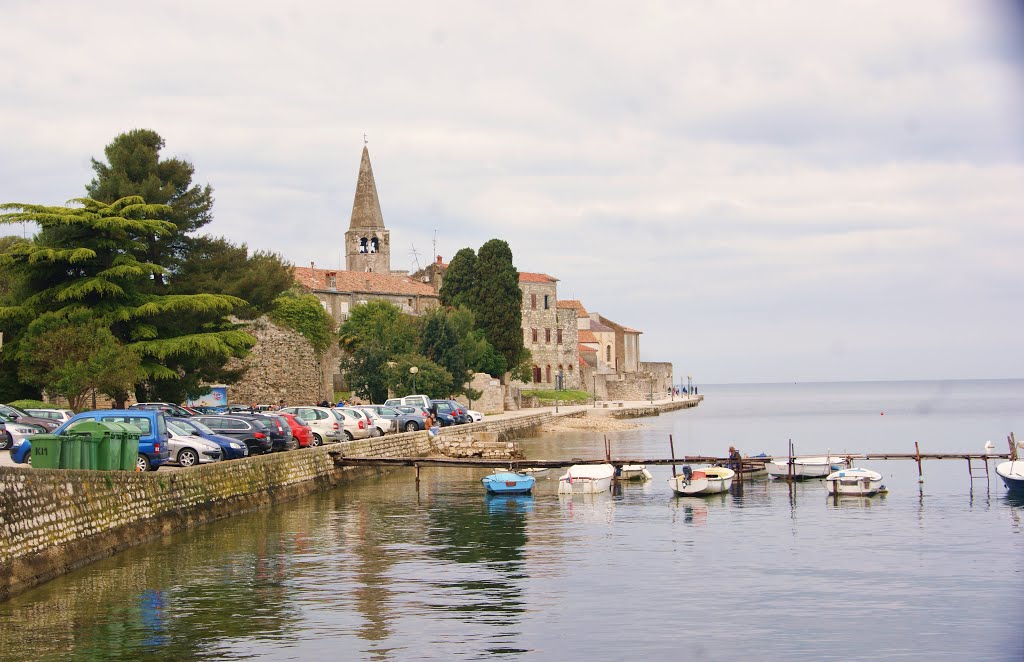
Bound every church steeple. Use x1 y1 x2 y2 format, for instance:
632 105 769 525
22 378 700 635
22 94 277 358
345 144 391 273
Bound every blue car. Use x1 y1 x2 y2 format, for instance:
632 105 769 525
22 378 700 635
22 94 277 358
12 409 172 471
167 417 248 460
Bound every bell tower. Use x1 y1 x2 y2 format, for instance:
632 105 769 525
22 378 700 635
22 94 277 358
345 145 391 273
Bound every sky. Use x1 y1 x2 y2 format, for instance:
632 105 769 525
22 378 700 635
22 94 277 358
2 1 1023 384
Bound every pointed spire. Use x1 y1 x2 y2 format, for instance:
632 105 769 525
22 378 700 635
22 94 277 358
349 145 385 230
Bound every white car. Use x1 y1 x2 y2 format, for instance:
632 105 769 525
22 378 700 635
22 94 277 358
167 421 223 467
356 407 394 436
25 408 76 423
278 406 344 445
383 394 431 409
334 408 372 440
467 410 484 422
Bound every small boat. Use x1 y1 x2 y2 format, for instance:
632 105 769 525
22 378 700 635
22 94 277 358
618 464 653 481
767 456 849 480
482 471 536 495
522 467 550 477
667 466 735 495
825 467 884 496
735 459 768 480
558 464 615 494
995 460 1024 496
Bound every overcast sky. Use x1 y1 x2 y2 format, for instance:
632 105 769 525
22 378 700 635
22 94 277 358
2 1 1022 384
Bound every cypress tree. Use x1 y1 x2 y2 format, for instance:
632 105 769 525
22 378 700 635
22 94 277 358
438 247 478 309
473 239 524 374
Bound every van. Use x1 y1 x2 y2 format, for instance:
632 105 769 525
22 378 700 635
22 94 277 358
383 394 431 409
47 409 171 471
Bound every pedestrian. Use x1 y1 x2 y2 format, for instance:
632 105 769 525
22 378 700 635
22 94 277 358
278 398 285 410
728 446 742 472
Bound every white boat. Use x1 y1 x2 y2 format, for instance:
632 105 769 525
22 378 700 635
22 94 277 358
767 456 849 480
995 460 1024 496
558 463 615 494
522 467 550 477
667 466 735 495
618 464 653 481
825 467 884 496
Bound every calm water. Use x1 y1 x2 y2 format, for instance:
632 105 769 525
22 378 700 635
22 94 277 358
2 380 1022 661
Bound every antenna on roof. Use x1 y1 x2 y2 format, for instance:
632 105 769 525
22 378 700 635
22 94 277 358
409 243 423 272
363 132 368 145
432 229 437 264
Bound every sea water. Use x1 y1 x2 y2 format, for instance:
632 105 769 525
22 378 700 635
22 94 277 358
0 380 1021 661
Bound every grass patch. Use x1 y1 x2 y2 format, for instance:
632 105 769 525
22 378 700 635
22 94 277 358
521 389 593 402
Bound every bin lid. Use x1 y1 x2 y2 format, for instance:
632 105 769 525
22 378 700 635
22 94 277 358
62 421 118 437
105 421 143 436
31 433 62 442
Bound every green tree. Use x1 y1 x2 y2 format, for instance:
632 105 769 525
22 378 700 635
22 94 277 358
170 236 293 317
473 239 524 376
387 353 453 399
420 308 465 395
438 247 478 309
447 306 507 377
18 310 144 411
86 129 214 280
268 290 336 355
0 197 254 405
337 301 420 402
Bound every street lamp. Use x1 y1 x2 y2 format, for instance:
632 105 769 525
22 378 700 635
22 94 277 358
687 374 692 397
410 366 419 393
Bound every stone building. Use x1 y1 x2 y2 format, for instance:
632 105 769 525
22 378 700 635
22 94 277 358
518 272 580 389
345 145 391 274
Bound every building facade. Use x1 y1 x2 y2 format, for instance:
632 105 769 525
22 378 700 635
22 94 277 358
519 273 580 389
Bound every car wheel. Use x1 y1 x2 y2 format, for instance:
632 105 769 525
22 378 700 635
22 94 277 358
405 421 418 432
310 434 323 447
0 432 11 450
178 448 199 467
137 454 151 472
344 430 354 441
376 426 386 436
25 450 32 466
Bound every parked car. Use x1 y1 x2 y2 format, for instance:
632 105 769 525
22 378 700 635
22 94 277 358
383 394 431 409
167 417 248 460
11 409 172 471
361 405 421 434
275 411 313 448
277 406 344 445
192 415 274 455
356 407 394 436
394 406 432 432
466 409 484 423
334 408 371 441
430 399 470 425
0 404 61 432
129 402 195 418
189 405 226 415
0 418 46 451
25 408 76 424
166 420 223 466
249 413 297 451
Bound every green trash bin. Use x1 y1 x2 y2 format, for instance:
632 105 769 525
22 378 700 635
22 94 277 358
65 421 120 470
112 422 142 471
58 434 82 470
29 434 63 469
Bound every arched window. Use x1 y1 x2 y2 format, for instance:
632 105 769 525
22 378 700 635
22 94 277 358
545 365 551 383
359 237 369 253
605 345 611 362
533 366 542 383
370 237 379 253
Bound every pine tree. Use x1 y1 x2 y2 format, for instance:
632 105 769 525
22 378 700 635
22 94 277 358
0 196 254 404
474 239 524 374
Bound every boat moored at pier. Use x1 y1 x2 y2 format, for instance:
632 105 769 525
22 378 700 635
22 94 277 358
825 467 884 496
558 464 615 494
767 455 849 480
482 471 536 495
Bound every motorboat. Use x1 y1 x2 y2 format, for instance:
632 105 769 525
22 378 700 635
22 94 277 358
558 464 615 494
618 464 653 481
667 466 734 495
482 471 536 495
995 460 1024 496
825 467 884 497
767 455 850 480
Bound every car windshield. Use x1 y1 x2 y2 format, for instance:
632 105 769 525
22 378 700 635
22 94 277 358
0 404 29 418
187 420 215 435
167 421 191 436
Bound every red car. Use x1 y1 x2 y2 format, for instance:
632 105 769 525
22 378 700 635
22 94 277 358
276 411 314 448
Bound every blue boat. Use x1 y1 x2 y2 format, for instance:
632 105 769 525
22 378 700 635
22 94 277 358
482 471 536 494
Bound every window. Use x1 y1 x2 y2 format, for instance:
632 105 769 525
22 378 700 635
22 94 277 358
533 366 542 383
98 416 153 434
606 345 611 361
545 328 551 343
531 294 536 309
545 365 551 382
328 274 337 289
568 364 574 373
531 328 538 343
544 295 549 309
557 328 563 344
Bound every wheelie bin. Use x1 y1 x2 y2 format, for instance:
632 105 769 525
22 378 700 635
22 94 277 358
29 434 63 469
58 433 82 469
113 422 142 471
65 421 121 470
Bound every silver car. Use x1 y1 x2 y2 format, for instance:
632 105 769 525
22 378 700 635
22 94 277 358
1 420 47 451
25 408 76 423
167 421 223 467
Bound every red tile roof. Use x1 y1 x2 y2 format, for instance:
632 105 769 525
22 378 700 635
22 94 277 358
557 299 588 318
519 272 558 283
578 343 598 353
589 320 614 333
577 329 599 344
623 327 643 334
292 266 437 297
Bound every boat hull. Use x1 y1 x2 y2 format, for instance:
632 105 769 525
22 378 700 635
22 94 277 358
619 465 653 481
482 472 536 494
767 456 849 480
668 467 734 495
558 464 615 494
825 468 884 496
995 461 1024 495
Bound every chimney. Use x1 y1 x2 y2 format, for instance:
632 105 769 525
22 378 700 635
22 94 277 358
436 255 443 265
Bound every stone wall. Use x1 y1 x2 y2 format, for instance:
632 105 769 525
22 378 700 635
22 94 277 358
520 281 580 388
226 317 328 406
641 361 675 398
453 372 505 415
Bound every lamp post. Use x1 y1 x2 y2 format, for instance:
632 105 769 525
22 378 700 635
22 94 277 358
410 366 419 393
687 374 692 397
649 377 654 404
593 373 597 408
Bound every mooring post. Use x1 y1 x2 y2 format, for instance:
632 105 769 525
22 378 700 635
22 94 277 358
915 442 923 483
415 463 421 490
669 434 677 478
787 439 794 482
